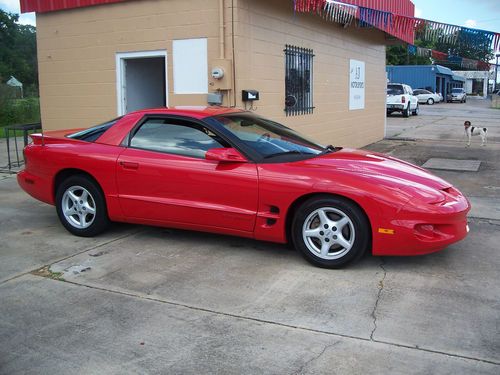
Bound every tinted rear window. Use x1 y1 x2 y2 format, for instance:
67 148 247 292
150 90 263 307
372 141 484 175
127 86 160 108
387 85 404 95
68 117 122 142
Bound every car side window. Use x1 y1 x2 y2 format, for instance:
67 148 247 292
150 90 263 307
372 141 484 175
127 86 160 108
130 118 227 159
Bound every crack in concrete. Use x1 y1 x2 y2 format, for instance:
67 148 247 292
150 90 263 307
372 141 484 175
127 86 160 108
27 276 500 366
292 341 340 375
370 257 387 341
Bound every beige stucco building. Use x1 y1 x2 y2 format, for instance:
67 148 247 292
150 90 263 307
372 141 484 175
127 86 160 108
24 0 414 148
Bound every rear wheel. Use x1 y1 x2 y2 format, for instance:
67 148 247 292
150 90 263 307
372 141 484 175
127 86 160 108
403 105 410 118
412 104 419 116
56 175 110 237
427 98 434 105
292 196 370 268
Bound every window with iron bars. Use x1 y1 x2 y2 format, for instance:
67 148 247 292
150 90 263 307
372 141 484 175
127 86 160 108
284 45 314 116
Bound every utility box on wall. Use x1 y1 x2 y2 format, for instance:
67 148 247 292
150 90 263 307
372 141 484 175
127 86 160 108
208 59 233 91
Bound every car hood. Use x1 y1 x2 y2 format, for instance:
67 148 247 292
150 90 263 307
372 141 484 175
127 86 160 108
300 148 451 191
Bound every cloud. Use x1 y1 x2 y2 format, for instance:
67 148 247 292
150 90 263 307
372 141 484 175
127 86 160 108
464 19 477 28
414 7 423 18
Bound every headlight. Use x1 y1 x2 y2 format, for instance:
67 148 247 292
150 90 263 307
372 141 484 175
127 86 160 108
399 185 446 205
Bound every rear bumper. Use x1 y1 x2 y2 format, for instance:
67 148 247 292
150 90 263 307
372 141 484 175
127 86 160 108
387 104 405 110
372 195 470 256
17 170 54 205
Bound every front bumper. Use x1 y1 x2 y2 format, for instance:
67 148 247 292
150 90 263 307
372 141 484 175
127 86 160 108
372 192 470 256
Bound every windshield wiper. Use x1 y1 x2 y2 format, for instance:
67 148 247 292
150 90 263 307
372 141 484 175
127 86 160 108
263 150 311 159
319 145 338 155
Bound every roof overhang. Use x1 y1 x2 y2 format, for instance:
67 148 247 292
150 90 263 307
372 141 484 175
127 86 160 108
20 0 129 13
20 0 414 16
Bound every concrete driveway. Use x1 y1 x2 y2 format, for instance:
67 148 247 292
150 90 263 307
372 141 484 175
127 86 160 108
1 99 499 374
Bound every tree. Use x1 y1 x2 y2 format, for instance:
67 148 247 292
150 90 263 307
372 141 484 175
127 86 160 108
0 10 38 95
386 39 434 66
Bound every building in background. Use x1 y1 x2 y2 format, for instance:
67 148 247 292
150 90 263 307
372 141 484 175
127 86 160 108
6 76 23 98
386 65 465 98
20 0 415 148
453 71 492 98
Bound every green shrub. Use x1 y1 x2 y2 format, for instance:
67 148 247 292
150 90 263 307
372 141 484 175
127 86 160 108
0 97 40 128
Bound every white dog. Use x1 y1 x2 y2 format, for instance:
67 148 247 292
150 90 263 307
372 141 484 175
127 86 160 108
464 121 487 147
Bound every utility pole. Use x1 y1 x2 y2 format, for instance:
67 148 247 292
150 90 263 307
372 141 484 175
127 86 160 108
495 53 500 92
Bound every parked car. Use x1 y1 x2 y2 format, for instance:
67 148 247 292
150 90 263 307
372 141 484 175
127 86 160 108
447 88 467 103
413 89 441 105
17 107 470 268
386 83 419 117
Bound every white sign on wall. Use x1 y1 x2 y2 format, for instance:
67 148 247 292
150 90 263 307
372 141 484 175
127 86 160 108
349 59 365 110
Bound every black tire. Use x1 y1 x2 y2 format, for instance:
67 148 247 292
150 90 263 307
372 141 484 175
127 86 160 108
403 105 410 118
55 175 110 237
412 104 419 116
292 196 370 269
427 98 434 105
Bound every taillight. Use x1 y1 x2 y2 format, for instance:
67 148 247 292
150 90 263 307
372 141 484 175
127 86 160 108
401 96 406 104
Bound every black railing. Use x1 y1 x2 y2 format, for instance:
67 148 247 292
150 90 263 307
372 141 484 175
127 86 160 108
2 122 42 172
284 45 314 116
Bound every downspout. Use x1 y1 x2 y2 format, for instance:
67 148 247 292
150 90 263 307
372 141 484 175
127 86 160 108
231 0 237 107
219 0 225 60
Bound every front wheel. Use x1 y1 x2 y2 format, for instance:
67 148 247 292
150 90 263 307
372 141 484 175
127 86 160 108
292 196 370 268
427 98 434 105
56 175 110 237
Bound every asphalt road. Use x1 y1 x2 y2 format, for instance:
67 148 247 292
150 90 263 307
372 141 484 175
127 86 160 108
0 99 499 374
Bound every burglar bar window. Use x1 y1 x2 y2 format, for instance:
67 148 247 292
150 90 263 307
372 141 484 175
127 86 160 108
284 45 314 116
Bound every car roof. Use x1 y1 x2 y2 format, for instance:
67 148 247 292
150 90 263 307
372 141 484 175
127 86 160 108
127 106 245 119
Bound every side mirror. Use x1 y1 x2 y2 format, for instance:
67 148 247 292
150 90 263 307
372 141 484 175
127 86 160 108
205 148 247 163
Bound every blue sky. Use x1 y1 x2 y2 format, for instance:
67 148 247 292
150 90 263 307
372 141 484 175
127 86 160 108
0 0 36 25
0 0 499 34
411 0 499 33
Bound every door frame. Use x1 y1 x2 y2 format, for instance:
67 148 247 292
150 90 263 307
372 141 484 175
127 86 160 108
115 50 169 116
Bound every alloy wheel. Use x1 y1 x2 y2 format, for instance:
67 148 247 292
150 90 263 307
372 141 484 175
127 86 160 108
302 207 355 260
61 185 96 229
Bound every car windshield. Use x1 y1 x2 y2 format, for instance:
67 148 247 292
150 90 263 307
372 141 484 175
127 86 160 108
206 113 328 161
387 85 404 95
452 88 463 93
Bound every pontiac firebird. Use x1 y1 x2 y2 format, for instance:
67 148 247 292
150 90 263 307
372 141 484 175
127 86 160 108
18 107 470 268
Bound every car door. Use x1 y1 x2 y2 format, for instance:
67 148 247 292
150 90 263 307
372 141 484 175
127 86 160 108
116 116 259 232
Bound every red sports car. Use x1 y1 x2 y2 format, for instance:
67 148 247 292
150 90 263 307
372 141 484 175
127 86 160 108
18 107 470 268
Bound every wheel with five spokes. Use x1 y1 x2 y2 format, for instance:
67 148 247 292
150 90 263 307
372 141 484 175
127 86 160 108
56 175 110 237
292 196 370 268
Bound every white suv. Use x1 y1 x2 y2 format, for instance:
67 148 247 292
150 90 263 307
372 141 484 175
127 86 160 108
386 83 419 117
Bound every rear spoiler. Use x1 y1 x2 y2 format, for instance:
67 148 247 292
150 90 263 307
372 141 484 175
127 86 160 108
29 133 74 145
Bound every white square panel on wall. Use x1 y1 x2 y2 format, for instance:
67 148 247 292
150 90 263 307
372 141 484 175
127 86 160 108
173 38 208 94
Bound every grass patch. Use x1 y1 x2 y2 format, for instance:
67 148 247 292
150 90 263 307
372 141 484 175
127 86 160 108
31 266 65 281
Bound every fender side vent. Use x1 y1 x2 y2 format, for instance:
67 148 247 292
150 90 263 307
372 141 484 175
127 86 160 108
266 218 277 226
